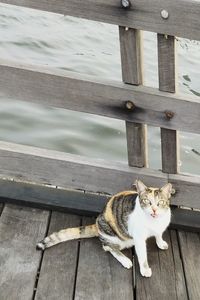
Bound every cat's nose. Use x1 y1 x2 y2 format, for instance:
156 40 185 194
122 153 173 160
152 207 157 213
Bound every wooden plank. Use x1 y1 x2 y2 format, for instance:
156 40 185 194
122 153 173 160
126 122 148 167
0 180 200 231
0 141 168 195
158 35 176 93
0 0 200 40
119 27 147 168
74 217 134 300
170 207 200 232
0 204 49 300
0 61 200 134
158 34 179 174
136 230 188 300
161 128 179 173
0 203 4 215
0 141 200 209
178 231 200 300
119 27 142 85
0 179 108 215
35 212 81 300
168 173 200 210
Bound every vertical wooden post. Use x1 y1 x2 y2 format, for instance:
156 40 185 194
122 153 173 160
157 34 179 174
119 27 148 168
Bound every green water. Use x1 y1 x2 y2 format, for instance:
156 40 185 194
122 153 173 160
0 4 199 175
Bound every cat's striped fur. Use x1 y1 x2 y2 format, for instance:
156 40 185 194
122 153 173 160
37 180 174 277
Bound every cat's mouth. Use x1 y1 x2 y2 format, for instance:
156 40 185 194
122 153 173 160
151 213 158 218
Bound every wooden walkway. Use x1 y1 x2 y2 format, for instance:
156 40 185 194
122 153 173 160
0 203 199 300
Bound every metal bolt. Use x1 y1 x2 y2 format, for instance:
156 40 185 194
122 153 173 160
161 9 169 19
165 111 174 120
125 101 135 111
121 0 130 9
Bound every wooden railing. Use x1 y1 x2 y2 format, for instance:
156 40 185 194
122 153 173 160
0 0 200 230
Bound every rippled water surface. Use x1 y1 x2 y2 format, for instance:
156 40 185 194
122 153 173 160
0 4 199 175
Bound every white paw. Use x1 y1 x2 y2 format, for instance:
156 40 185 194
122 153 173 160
157 240 168 250
140 267 152 277
120 257 133 269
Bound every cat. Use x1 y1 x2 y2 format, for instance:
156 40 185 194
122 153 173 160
37 180 174 277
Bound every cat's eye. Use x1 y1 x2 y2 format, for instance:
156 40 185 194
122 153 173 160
158 200 165 206
143 198 150 205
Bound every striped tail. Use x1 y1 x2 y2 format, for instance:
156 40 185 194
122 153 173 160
36 224 98 250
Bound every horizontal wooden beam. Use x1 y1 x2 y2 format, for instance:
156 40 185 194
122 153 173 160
170 207 200 233
0 141 200 209
0 180 199 232
0 61 199 134
1 0 200 40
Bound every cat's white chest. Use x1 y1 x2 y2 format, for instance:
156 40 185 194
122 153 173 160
127 197 171 239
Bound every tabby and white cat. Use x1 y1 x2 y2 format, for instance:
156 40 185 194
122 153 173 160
37 180 173 277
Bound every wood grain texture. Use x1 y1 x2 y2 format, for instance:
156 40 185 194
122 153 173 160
136 230 188 300
158 35 176 93
0 61 200 133
160 128 179 173
119 27 148 168
178 231 200 300
35 212 81 300
0 141 167 195
170 207 200 232
0 203 4 215
158 34 179 174
126 122 148 168
0 0 200 40
0 204 49 300
0 141 200 209
119 27 142 85
74 217 134 300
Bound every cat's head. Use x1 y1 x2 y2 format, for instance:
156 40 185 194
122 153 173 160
135 179 175 218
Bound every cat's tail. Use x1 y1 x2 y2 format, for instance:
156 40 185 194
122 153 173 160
36 224 98 251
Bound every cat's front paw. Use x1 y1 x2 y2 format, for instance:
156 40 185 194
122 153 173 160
121 257 133 269
157 240 168 250
140 267 152 277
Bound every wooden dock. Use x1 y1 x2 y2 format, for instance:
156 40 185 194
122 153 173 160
0 0 200 299
0 203 199 300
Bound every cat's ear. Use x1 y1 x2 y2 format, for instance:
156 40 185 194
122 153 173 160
160 183 175 198
135 179 147 194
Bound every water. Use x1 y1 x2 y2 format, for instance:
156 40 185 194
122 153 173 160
0 4 199 175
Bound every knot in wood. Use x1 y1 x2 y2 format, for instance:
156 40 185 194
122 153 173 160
125 101 135 111
121 0 130 9
165 110 174 120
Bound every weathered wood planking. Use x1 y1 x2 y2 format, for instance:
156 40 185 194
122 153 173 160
170 207 200 232
0 141 167 194
136 231 188 300
0 203 4 215
35 212 81 300
74 217 134 300
178 231 200 300
0 204 49 300
158 34 179 174
0 141 200 209
126 122 148 167
119 27 142 85
0 62 200 134
119 27 148 168
0 180 199 231
1 0 200 40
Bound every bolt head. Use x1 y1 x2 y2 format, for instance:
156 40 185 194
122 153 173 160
161 9 169 19
122 0 130 9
